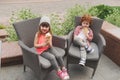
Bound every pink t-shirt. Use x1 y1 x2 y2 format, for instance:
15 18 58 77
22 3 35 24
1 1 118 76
36 34 50 54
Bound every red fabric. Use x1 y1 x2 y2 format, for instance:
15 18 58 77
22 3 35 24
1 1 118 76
36 34 49 54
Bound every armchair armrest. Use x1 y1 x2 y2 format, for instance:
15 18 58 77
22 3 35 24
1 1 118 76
18 40 41 67
18 40 38 55
96 34 106 56
66 31 74 50
52 35 66 49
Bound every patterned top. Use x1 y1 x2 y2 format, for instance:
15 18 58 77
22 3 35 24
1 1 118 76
74 26 93 41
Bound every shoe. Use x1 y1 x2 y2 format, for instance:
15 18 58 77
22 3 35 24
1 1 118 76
57 70 66 80
86 46 94 54
85 46 88 49
62 69 70 80
79 59 86 67
87 48 94 54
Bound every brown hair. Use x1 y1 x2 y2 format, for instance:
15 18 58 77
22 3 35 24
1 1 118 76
80 14 92 25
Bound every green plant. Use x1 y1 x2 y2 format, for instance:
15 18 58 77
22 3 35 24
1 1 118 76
50 13 63 35
89 5 120 27
6 26 18 41
10 8 39 23
61 4 120 35
61 4 88 35
5 5 120 41
0 24 6 29
6 8 39 41
89 4 114 19
51 4 120 35
105 8 120 27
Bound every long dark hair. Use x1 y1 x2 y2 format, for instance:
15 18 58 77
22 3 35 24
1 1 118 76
38 22 52 35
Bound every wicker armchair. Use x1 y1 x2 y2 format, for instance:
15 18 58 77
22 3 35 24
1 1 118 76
66 16 106 78
13 17 66 80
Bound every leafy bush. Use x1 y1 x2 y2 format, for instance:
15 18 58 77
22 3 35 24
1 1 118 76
105 8 120 27
89 4 120 27
10 8 39 23
89 4 114 19
6 8 39 41
0 24 6 29
6 5 120 41
61 4 87 35
50 13 63 35
113 6 120 11
61 4 120 35
50 4 120 35
6 26 18 41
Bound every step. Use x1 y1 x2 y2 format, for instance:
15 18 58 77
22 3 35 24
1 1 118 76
1 41 23 67
0 29 8 38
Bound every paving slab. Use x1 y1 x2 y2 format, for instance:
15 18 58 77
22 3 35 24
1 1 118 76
0 0 120 18
1 54 120 80
0 0 61 3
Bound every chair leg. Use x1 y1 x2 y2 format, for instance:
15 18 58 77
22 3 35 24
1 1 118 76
66 58 69 70
66 60 70 74
67 64 69 71
23 65 26 72
91 60 99 78
91 68 97 79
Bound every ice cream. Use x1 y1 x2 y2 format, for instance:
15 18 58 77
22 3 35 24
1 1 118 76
46 33 51 38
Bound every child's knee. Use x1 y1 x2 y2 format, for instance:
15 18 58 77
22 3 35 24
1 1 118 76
56 55 62 59
49 54 56 60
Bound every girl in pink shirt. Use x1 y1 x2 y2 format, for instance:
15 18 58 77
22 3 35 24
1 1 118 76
34 16 69 80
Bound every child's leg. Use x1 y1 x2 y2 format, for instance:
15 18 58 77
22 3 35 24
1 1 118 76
49 47 65 68
73 36 87 47
41 51 66 79
41 52 60 71
80 47 86 60
79 47 87 66
74 36 87 66
49 47 70 79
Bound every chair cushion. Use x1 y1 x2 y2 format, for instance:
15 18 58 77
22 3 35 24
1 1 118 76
53 46 65 57
69 42 99 60
31 47 65 69
38 56 51 69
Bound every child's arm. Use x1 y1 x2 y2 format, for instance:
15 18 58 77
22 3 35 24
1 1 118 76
49 35 53 47
74 26 81 36
86 28 93 41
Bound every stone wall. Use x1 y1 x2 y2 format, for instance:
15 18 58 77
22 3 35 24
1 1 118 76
101 21 120 66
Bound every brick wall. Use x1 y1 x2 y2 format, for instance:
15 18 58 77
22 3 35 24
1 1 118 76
101 21 120 66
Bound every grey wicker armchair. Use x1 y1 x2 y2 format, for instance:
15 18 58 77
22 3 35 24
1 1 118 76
13 17 66 80
66 16 106 78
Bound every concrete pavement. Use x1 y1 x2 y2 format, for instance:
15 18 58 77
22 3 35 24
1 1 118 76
1 54 120 80
0 0 61 3
0 0 120 18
